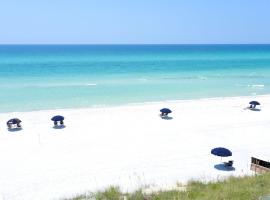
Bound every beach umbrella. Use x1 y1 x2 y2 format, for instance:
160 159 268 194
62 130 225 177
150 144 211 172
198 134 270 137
51 115 64 122
211 147 232 157
7 118 21 125
249 101 260 106
160 108 172 114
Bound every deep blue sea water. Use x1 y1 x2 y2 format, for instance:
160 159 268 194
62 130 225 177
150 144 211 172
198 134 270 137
0 45 270 112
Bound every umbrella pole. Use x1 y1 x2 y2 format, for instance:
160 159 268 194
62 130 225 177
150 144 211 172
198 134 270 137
38 133 41 145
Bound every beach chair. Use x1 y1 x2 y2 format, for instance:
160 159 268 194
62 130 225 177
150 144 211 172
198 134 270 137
224 160 233 167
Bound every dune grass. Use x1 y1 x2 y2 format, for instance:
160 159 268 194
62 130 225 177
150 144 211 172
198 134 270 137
66 173 270 200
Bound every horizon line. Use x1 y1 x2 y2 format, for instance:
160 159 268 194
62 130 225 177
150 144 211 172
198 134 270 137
0 43 270 45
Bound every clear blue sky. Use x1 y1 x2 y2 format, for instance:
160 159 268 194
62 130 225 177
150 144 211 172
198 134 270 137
0 0 269 44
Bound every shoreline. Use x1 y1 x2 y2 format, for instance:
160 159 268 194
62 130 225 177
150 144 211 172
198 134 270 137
2 93 269 115
0 94 270 199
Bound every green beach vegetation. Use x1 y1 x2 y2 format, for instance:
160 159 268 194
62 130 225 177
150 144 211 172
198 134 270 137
65 173 270 200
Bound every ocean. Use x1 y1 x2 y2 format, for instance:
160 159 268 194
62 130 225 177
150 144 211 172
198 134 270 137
0 44 270 112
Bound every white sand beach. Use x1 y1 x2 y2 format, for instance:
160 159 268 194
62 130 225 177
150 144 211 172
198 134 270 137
0 95 270 200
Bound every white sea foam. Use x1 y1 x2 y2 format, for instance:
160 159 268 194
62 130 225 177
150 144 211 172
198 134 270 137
235 84 265 88
248 84 265 88
85 83 98 86
161 76 208 80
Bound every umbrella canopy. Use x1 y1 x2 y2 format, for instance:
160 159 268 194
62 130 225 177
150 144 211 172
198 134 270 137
51 115 64 121
211 147 232 157
249 101 260 106
7 118 22 125
160 108 172 114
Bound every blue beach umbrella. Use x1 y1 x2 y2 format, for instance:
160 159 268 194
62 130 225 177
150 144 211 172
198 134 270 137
249 101 260 106
51 115 64 122
211 147 232 157
7 118 22 129
7 118 21 125
160 108 172 114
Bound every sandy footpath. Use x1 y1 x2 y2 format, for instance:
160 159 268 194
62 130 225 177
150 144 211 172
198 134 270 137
0 95 269 200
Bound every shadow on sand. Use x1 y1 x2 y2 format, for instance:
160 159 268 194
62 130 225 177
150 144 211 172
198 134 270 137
53 125 66 129
249 108 261 112
244 107 261 111
8 127 23 132
160 115 173 120
214 163 235 171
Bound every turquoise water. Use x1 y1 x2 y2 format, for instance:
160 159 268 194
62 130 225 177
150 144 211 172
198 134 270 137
0 45 270 112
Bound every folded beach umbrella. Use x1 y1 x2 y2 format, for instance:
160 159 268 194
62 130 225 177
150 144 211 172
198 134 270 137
249 101 260 106
7 118 22 125
211 147 232 157
160 108 172 114
51 115 64 122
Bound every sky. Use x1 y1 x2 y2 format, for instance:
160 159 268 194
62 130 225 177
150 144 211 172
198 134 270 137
0 0 269 44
